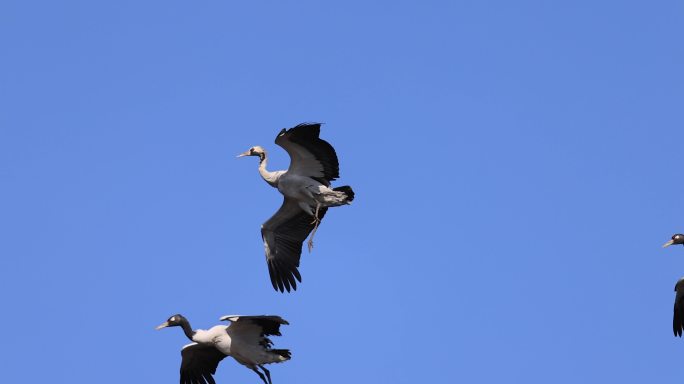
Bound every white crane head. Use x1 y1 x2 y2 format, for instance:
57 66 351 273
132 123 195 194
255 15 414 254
155 314 187 330
237 146 266 158
664 234 684 248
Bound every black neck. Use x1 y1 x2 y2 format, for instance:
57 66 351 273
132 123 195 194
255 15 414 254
179 319 196 341
258 152 266 162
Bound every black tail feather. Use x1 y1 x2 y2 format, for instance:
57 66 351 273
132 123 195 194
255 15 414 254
333 185 355 202
270 349 292 360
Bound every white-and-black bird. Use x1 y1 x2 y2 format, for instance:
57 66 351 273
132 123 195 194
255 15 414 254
238 123 355 292
156 314 291 384
664 234 684 337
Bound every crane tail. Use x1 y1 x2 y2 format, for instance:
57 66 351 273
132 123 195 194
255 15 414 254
269 349 292 362
333 185 354 203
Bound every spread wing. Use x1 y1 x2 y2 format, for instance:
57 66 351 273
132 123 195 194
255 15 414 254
261 198 327 292
674 278 684 337
179 343 227 384
275 123 340 186
221 315 290 351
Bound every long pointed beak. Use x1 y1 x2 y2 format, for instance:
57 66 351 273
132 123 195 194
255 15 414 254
155 321 170 330
237 150 251 158
663 240 675 248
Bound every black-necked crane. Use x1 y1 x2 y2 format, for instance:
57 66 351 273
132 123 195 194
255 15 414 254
662 234 684 337
238 123 355 292
156 314 291 384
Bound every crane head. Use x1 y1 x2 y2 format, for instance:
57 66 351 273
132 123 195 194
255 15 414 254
237 146 266 158
663 234 684 248
155 314 187 330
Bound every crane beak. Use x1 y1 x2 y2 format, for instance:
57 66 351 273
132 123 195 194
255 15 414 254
155 321 170 330
663 240 675 248
237 150 251 158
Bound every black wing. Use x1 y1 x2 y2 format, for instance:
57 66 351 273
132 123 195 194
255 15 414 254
275 123 340 186
674 278 684 337
261 198 328 292
180 344 227 384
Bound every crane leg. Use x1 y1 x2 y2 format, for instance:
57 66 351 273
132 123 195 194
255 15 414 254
307 202 321 252
251 367 268 384
259 365 272 384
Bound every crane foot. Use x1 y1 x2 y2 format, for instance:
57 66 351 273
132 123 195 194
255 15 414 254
307 203 321 252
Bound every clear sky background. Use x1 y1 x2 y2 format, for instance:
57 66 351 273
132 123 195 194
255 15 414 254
1 1 683 382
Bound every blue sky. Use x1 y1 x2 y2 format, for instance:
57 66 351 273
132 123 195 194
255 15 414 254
1 1 683 382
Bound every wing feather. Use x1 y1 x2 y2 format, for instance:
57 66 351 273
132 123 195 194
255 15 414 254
275 123 340 186
674 278 684 337
179 343 226 384
223 316 290 352
261 198 327 292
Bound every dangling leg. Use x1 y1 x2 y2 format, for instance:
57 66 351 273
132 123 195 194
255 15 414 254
251 367 268 384
307 202 322 252
310 201 321 225
259 365 272 384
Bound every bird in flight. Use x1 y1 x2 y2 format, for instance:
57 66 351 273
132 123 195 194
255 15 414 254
238 123 355 292
156 314 291 384
662 234 684 337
